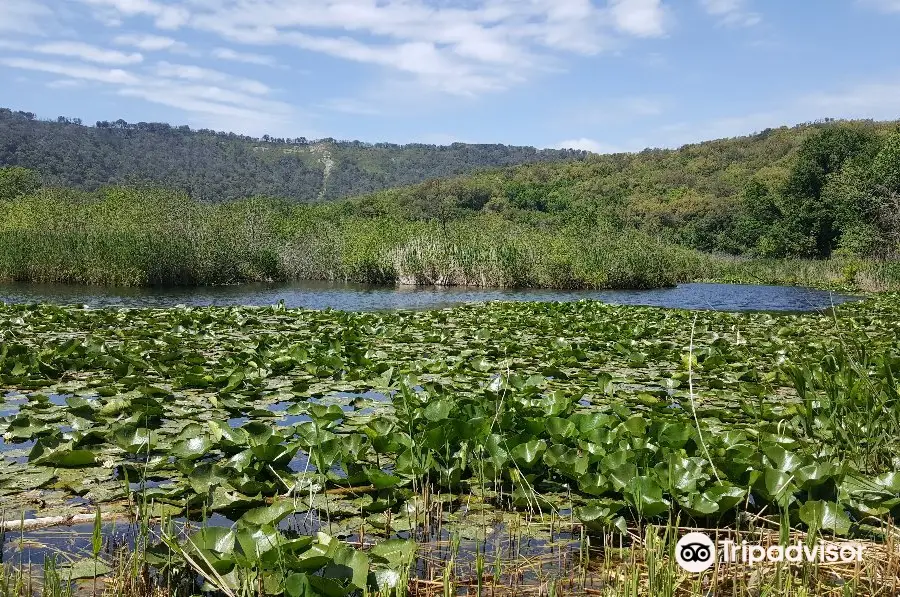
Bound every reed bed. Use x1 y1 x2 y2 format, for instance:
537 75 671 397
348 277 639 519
2 187 900 292
0 189 694 290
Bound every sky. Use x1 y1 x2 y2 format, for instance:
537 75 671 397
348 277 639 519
1 0 899 153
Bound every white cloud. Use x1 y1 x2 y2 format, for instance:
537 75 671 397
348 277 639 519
33 41 143 65
801 82 900 115
1 40 143 65
76 0 190 29
0 0 54 34
0 53 302 137
71 0 673 97
555 138 624 154
113 33 187 52
608 0 669 37
643 78 900 150
154 61 270 95
858 0 900 13
0 57 140 84
46 79 86 89
699 0 762 27
212 47 278 67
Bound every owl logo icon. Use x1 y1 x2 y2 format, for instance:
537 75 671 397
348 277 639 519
676 532 716 573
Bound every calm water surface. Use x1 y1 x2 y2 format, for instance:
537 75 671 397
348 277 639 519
0 280 861 312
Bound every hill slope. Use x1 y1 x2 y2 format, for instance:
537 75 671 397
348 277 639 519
339 119 900 258
0 108 588 202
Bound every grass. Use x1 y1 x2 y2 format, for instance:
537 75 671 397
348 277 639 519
2 186 899 291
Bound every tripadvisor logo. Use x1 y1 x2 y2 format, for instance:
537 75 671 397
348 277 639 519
676 532 716 573
675 532 865 572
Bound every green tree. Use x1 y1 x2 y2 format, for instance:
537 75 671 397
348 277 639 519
779 127 881 256
735 180 780 253
0 166 41 200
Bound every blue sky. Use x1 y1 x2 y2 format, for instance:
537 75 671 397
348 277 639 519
1 0 899 152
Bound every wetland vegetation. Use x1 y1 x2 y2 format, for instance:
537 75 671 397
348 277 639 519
3 113 900 596
3 119 900 292
2 295 900 595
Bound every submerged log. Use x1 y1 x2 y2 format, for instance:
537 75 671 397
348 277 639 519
0 512 131 533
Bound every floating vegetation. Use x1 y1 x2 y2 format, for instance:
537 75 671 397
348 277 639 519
2 295 900 595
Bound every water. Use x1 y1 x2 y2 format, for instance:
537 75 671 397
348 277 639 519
0 280 861 312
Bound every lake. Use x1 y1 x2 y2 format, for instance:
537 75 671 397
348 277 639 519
0 280 861 312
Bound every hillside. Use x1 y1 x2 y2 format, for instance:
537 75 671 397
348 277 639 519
0 108 588 202
339 119 900 258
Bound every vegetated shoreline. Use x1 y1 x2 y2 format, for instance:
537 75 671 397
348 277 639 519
1 185 898 294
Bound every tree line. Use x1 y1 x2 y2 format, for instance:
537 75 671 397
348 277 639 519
0 108 587 203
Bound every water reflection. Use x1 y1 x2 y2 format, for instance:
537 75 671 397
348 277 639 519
0 280 861 312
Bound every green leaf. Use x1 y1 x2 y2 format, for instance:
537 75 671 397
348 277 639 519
798 500 852 536
59 559 113 580
239 499 299 527
285 573 314 597
423 398 452 422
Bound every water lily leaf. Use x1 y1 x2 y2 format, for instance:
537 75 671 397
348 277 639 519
575 500 625 530
366 537 412 562
366 468 403 489
622 415 647 437
323 541 370 591
236 524 282 561
546 417 577 440
510 440 546 469
171 435 214 460
423 398 452 422
578 472 610 496
798 500 852 535
59 559 112 580
186 527 236 554
239 499 299 527
763 444 804 473
223 369 245 393
285 573 315 597
703 482 747 512
624 476 669 518
112 426 156 454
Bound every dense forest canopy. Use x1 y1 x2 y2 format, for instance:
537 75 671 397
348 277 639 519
2 108 899 261
340 119 900 259
0 108 587 202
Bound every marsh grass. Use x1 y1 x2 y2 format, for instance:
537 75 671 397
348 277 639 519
703 257 900 292
3 511 897 596
2 187 900 291
0 189 697 290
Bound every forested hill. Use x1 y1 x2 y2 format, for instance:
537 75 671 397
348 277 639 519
342 119 900 259
0 108 588 202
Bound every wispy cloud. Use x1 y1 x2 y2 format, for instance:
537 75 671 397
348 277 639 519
0 0 54 34
211 47 278 67
113 33 187 52
76 0 190 29
154 61 270 94
800 81 900 115
0 53 302 136
609 0 669 37
555 138 624 154
0 57 140 84
70 0 673 97
0 40 143 65
699 0 762 27
46 78 86 89
858 0 900 13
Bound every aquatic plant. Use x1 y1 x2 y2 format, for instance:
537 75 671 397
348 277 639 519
2 296 900 594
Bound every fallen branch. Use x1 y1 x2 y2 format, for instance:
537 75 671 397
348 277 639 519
1 511 132 533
